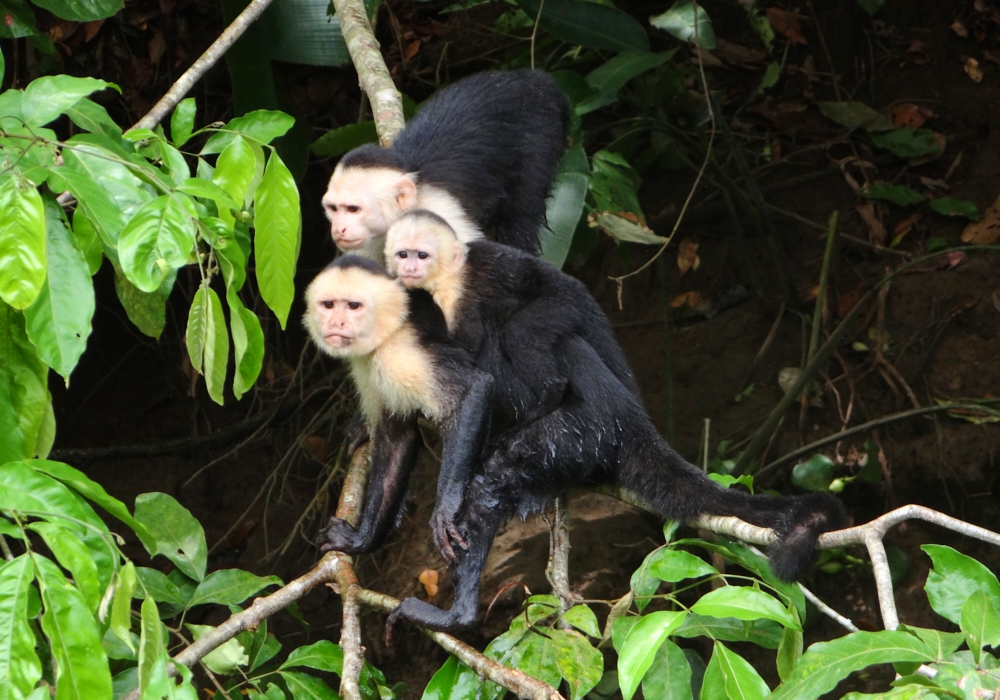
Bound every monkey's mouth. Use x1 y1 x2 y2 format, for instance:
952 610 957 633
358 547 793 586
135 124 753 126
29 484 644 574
323 333 355 347
398 273 425 285
334 236 365 250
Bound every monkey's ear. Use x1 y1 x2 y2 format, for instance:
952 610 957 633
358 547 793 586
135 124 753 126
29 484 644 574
395 175 418 211
449 245 466 272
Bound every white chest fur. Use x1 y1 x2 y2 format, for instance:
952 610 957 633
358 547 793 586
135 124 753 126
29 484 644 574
350 327 441 424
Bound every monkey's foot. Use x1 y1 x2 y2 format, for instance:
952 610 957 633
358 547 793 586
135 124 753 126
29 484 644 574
317 517 364 553
385 597 475 643
430 510 468 563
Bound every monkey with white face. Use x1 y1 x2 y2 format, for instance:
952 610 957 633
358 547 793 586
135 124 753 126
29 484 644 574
323 69 569 259
305 255 844 633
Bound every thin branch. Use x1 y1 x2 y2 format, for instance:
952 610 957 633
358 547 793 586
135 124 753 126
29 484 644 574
543 497 575 612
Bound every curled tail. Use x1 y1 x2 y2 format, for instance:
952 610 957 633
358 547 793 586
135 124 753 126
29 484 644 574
619 436 845 581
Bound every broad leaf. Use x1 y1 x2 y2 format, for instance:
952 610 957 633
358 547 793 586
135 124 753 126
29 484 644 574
650 0 715 49
690 586 801 630
579 50 675 114
0 176 46 309
113 264 173 340
562 605 600 638
515 0 649 52
187 569 281 608
27 522 101 613
185 286 229 404
282 640 344 674
254 153 300 329
791 453 836 492
186 624 248 674
64 98 123 140
30 0 123 22
202 110 296 154
922 544 1000 625
309 121 378 157
170 98 197 147
137 597 163 696
551 629 603 700
134 567 188 607
70 212 103 275
674 614 783 649
110 562 137 654
869 128 941 158
929 196 979 220
0 305 50 462
647 548 717 583
54 164 128 247
540 172 588 269
864 182 924 207
279 671 341 699
618 610 686 700
134 492 207 581
118 196 195 293
641 639 692 700
24 197 94 379
0 556 42 700
961 590 1000 664
21 76 114 127
0 461 101 533
0 0 35 39
226 289 264 400
421 656 485 700
712 643 769 700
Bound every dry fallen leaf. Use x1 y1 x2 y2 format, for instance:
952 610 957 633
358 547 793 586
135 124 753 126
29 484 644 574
906 41 931 64
419 569 439 599
766 8 807 44
403 40 420 60
891 103 932 128
856 201 887 246
952 18 969 37
837 284 866 318
965 57 984 82
962 193 1000 244
713 38 767 64
892 213 922 247
677 238 700 276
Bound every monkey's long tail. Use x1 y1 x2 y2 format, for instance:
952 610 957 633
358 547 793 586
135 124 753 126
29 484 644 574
619 436 845 582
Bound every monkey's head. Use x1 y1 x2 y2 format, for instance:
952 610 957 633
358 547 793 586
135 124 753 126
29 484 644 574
304 255 409 358
384 210 466 291
323 145 419 254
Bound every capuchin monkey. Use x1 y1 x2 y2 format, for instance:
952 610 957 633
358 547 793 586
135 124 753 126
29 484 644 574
322 70 569 259
305 256 844 633
385 210 640 425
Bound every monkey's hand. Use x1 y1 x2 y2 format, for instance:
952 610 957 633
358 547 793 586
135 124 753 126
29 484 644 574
317 516 364 554
430 508 468 564
343 414 370 457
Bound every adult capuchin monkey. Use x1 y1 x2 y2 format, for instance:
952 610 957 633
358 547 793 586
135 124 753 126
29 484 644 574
322 70 569 259
305 256 844 633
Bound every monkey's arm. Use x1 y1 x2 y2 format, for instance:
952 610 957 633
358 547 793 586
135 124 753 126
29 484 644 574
432 371 494 563
319 413 421 553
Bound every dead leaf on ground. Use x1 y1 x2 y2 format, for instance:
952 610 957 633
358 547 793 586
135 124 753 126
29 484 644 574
669 290 708 311
891 103 933 128
802 285 819 303
920 176 950 192
910 132 948 166
856 201 887 245
83 20 104 42
403 40 421 60
766 8 807 44
965 57 984 81
891 213 922 247
837 284 866 317
677 238 700 275
419 569 439 599
962 193 1000 244
952 18 969 37
713 38 767 64
907 41 931 64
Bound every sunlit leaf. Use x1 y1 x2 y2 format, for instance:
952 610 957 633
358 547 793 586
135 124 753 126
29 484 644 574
650 0 715 49
922 544 1000 625
64 97 123 140
170 98 197 147
647 548 717 583
690 586 801 630
281 640 345 674
202 110 296 154
186 624 248 674
641 639 692 700
0 556 42 699
118 195 195 293
187 569 281 609
21 75 114 126
134 492 207 581
28 522 101 612
137 597 163 696
254 153 300 329
712 643 769 700
226 289 264 400
618 610 686 700
0 176 47 309
0 305 50 461
279 670 341 699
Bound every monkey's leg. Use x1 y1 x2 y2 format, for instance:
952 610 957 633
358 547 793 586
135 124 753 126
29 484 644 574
318 413 421 553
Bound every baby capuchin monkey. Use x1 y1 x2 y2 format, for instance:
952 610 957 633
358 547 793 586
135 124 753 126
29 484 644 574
385 209 640 425
305 256 844 633
322 70 569 259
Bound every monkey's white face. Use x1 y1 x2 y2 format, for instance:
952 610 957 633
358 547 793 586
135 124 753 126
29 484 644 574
390 245 437 287
323 167 419 253
311 295 373 350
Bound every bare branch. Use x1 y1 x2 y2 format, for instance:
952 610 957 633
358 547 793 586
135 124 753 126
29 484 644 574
543 497 575 612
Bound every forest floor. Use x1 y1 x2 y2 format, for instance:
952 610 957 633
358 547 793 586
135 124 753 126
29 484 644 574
25 0 1000 695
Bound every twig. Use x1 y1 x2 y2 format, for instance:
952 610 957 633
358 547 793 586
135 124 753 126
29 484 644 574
543 497 575 612
807 211 839 365
331 0 405 144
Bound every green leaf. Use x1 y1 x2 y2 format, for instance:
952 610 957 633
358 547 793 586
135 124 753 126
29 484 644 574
540 172 588 269
138 597 163 696
591 212 664 245
309 121 379 157
819 101 894 131
282 640 344 674
279 670 341 699
922 544 1000 625
226 289 264 400
202 110 296 154
0 556 42 700
690 586 801 630
159 143 191 187
187 569 280 608
790 453 836 492
583 49 676 107
134 567 188 606
641 639 692 700
24 197 94 379
21 76 114 126
0 176 47 309
254 153 300 329
144 654 198 700
185 286 229 404
134 492 207 581
170 98 197 147
768 630 934 700
421 656 485 700
776 605 803 682
175 178 241 213
0 0 36 38
712 643 769 700
647 548 717 583
34 554 113 700
961 590 1000 664
70 212 103 275
30 459 155 552
27 522 101 612
186 624 248 674
54 164 128 247
618 610 687 700
631 549 662 613
928 196 979 221
551 629 603 700
31 0 122 21
563 605 600 638
62 141 151 228
0 462 97 532
0 306 50 462
857 0 885 14
212 135 255 223
650 0 715 49
515 0 650 52
64 97 123 140
869 128 941 158
113 263 173 340
674 614 783 649
899 625 964 661
110 562 137 654
118 195 195 293
863 182 925 207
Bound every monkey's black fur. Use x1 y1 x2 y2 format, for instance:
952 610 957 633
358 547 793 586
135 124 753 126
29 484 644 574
338 70 569 253
317 255 844 633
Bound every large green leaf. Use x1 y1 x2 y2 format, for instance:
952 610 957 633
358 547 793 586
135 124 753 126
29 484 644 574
0 176 46 310
279 671 340 699
118 196 195 293
578 50 675 114
113 264 174 340
64 98 123 140
0 305 49 462
202 111 296 155
185 286 229 404
54 165 128 247
0 462 101 533
109 562 137 654
281 640 344 674
515 0 649 52
186 624 248 674
262 0 351 67
650 0 715 49
133 492 207 582
618 610 687 700
226 289 264 400
674 614 783 649
187 569 281 608
29 0 122 22
647 548 717 583
0 0 37 38
20 76 114 127
309 121 378 157
540 172 588 270
70 212 103 275
421 656 484 700
923 545 1000 625
713 643 769 700
134 567 188 607
551 629 603 700
690 586 801 631
137 597 163 696
0 556 42 700
170 98 197 147
24 198 94 379
641 640 692 700
961 590 1000 664
27 522 101 613
34 554 113 700
254 153 300 329
769 631 934 700
212 135 256 226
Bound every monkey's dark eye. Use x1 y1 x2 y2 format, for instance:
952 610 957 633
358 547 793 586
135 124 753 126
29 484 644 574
321 301 334 309
417 252 429 260
347 301 362 310
345 205 360 213
327 205 336 212
397 251 408 259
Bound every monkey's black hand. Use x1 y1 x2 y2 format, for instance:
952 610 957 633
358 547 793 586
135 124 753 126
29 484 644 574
317 516 363 553
430 508 468 564
343 415 370 457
